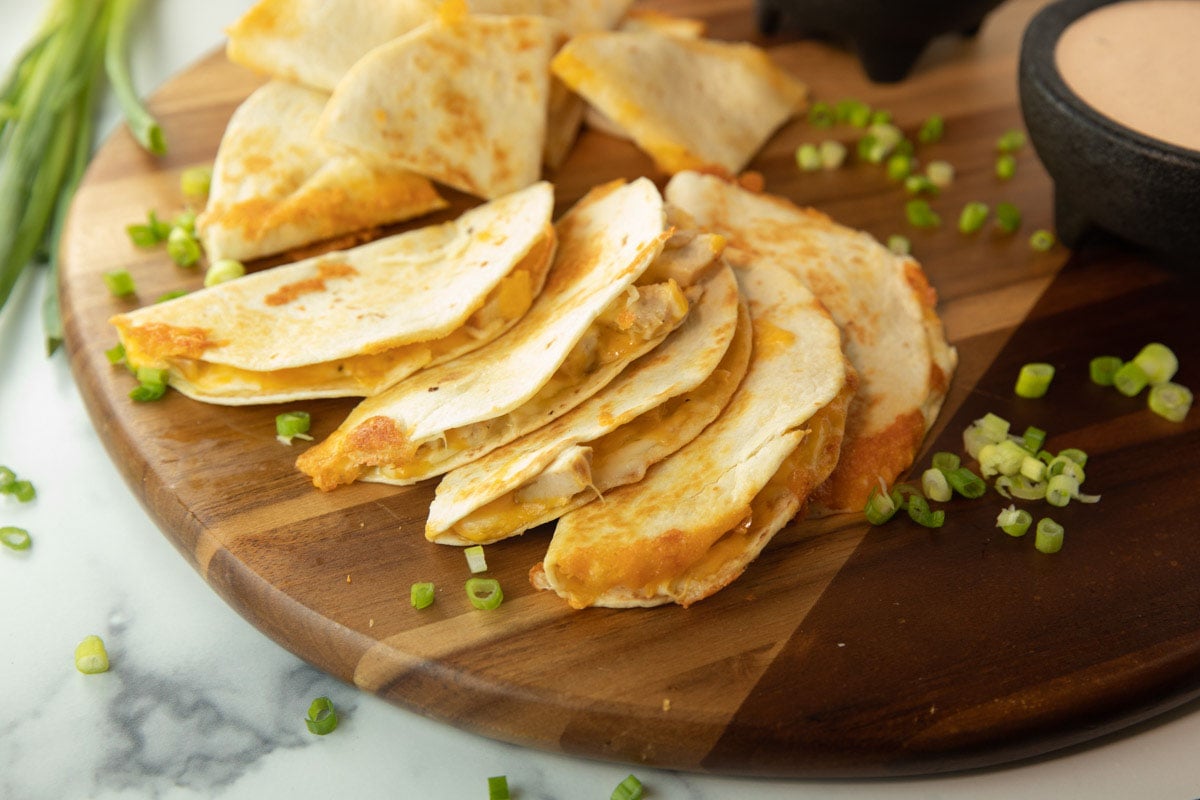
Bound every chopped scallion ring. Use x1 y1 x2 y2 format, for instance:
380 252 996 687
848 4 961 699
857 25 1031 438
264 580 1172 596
917 114 945 144
926 160 955 189
275 411 313 445
156 289 188 303
1015 362 1055 398
905 199 941 228
1021 425 1047 454
886 153 913 181
105 343 127 365
1045 473 1078 507
1148 382 1192 422
863 484 899 525
1113 360 1149 397
129 381 167 402
977 412 1011 443
1089 355 1123 386
921 468 952 503
995 505 1032 537
886 234 911 256
0 466 15 491
904 175 939 196
807 101 835 128
1132 342 1178 385
996 129 1027 153
905 495 945 528
487 776 511 800
410 582 435 610
465 545 488 574
465 578 504 610
204 258 245 288
958 201 989 234
103 270 137 297
1035 517 1064 554
995 153 1017 180
180 165 212 199
1029 229 1056 252
946 466 987 499
931 452 960 472
994 474 1047 501
611 774 645 800
1056 448 1088 467
304 696 338 735
74 635 110 674
166 226 201 267
1019 455 1046 483
994 201 1022 234
820 140 848 169
10 479 35 503
1 526 31 551
795 143 822 172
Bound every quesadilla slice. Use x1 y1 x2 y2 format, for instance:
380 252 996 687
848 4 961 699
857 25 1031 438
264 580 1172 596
296 178 692 490
532 245 854 608
426 255 748 545
552 29 807 176
317 6 562 200
111 182 555 405
196 80 447 263
665 171 957 514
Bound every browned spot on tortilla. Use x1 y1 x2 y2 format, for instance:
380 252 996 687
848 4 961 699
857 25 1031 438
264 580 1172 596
296 415 414 491
120 322 222 360
812 408 928 511
264 262 359 307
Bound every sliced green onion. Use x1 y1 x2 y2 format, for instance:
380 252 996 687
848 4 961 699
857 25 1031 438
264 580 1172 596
304 696 338 735
1035 517 1064 554
1021 425 1047 454
275 411 313 445
917 114 945 144
1015 362 1055 398
1113 360 1149 397
994 201 1022 234
173 209 197 236
995 505 1032 537
958 201 989 233
833 98 861 123
1148 382 1192 422
819 140 847 169
611 774 644 800
74 635 110 674
465 577 504 610
886 234 911 256
846 101 872 128
807 101 834 128
977 412 1011 443
126 223 160 248
104 342 126 364
487 775 511 800
795 142 822 172
926 160 955 189
465 544 488 574
995 153 1017 180
905 495 945 528
135 365 168 386
1056 448 1088 467
146 210 172 241
166 226 201 266
1029 229 1056 252
155 288 188 303
921 468 952 502
856 133 878 162
864 484 899 525
11 479 36 503
963 425 992 460
106 0 166 155
129 381 166 402
931 452 960 472
994 474 1047 501
904 174 938 196
103 269 136 297
1045 473 1078 507
1019 455 1046 482
180 165 212 199
870 109 893 125
0 466 15 491
1131 342 1178 385
946 466 987 499
204 258 244 288
1089 355 1123 386
996 129 1026 153
410 582 435 609
1 526 31 551
886 153 913 181
905 199 941 228
865 122 903 162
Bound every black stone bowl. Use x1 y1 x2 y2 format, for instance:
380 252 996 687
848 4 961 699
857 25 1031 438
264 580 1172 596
754 0 1010 82
1019 0 1200 260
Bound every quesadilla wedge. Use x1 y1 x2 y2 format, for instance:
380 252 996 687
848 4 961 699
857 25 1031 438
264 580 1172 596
531 244 855 608
317 7 562 200
552 29 807 176
196 79 447 263
426 256 748 545
665 171 957 513
111 182 555 405
296 178 692 490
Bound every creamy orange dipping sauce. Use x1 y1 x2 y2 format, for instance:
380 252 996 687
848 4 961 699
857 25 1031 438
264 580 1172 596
1055 0 1200 153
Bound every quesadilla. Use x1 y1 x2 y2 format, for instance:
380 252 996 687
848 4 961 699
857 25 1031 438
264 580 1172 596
111 182 555 405
552 29 807 176
531 242 855 608
296 177 693 490
317 7 562 200
665 172 957 514
426 253 748 545
196 79 447 263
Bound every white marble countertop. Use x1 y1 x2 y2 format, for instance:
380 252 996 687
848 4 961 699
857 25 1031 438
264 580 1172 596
4 2 1200 798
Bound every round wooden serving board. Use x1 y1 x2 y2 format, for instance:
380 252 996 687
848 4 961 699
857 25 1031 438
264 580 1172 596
58 0 1200 777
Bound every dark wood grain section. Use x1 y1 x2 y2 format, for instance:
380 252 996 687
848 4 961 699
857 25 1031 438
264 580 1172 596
56 0 1200 776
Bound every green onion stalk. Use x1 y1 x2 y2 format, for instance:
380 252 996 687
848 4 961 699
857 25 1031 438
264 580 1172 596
0 0 164 354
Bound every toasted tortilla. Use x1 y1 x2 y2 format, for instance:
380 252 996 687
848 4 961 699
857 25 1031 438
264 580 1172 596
196 80 447 264
426 257 747 545
112 182 555 405
665 171 958 513
552 30 807 176
296 178 691 489
532 244 853 608
317 8 562 200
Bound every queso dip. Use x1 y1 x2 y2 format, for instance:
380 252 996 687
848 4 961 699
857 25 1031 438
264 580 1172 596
1055 0 1200 153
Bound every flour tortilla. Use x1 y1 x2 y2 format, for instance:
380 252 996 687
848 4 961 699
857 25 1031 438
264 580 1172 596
665 171 957 513
426 258 747 545
552 30 807 176
112 182 555 405
196 80 447 263
317 9 562 200
296 178 690 489
532 246 853 608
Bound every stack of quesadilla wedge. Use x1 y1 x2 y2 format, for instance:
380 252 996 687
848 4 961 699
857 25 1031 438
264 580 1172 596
112 182 554 405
